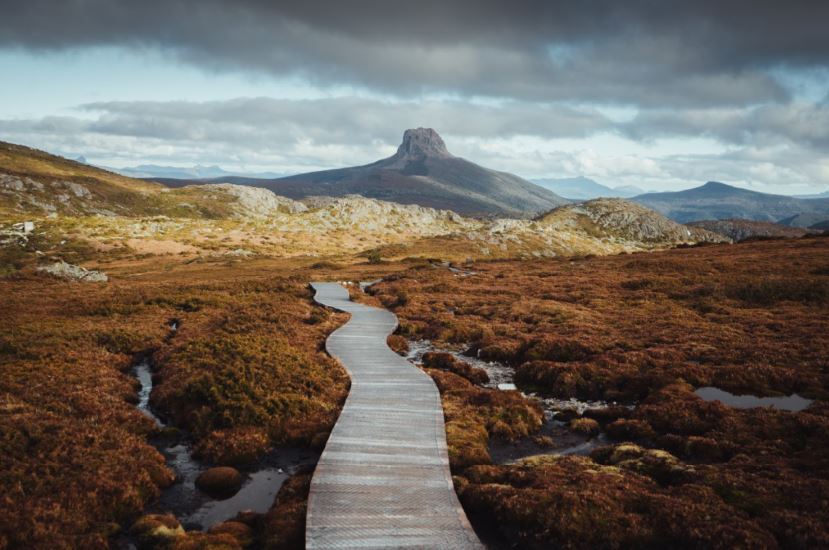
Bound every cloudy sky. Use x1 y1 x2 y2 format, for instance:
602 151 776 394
1 0 828 193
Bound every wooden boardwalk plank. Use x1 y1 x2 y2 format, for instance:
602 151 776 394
307 282 483 549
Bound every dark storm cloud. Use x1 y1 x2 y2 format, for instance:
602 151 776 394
2 0 828 106
624 96 829 149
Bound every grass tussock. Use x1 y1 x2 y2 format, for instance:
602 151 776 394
425 368 543 470
725 277 829 306
262 471 313 549
459 456 777 549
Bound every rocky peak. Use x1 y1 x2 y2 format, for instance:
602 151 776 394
395 128 452 159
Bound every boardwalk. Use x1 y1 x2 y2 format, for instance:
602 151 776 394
307 282 483 549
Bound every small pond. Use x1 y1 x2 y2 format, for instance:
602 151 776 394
695 386 813 412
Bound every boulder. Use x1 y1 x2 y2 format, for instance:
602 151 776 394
595 443 696 485
37 260 108 282
606 418 656 441
208 520 254 546
570 417 600 436
196 466 244 498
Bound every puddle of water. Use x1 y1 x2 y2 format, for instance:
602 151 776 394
150 441 317 531
183 468 287 529
489 414 609 465
430 261 478 277
553 435 608 457
530 395 614 417
406 340 613 414
695 386 813 412
132 359 318 531
447 266 477 276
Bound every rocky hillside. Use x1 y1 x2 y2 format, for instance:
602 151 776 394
157 128 568 218
1 141 160 218
688 218 816 241
460 199 728 258
373 198 728 261
633 181 829 226
0 141 307 220
538 199 721 243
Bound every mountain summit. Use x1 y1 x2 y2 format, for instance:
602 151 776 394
394 127 452 159
160 128 568 218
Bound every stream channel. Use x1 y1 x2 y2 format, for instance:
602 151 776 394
131 356 318 533
405 340 611 464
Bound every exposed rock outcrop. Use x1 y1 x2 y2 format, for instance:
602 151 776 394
203 183 308 217
37 261 108 282
297 195 469 232
536 199 728 244
393 127 452 160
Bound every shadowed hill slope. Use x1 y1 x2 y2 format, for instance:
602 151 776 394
688 218 817 241
633 181 829 226
0 141 306 220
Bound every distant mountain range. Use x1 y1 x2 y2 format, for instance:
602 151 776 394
794 190 829 199
632 181 829 228
153 128 568 218
109 164 285 180
531 176 644 200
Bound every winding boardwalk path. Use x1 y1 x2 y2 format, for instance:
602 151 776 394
308 283 483 549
